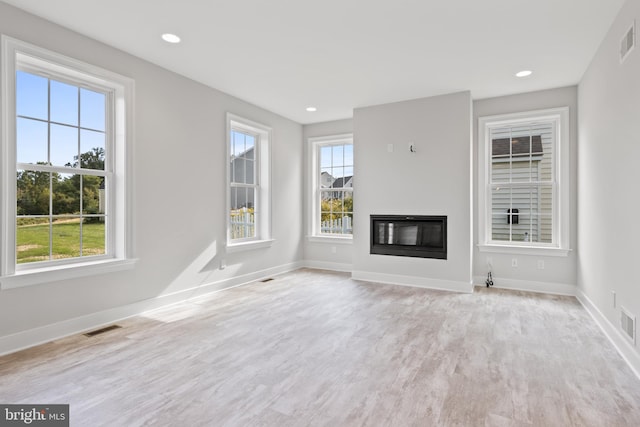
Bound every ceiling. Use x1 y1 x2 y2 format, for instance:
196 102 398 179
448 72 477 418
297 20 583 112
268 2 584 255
1 0 626 124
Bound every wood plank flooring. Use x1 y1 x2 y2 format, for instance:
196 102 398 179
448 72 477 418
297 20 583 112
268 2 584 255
1 268 640 426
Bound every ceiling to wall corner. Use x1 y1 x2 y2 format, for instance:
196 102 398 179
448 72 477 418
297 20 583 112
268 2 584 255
0 0 626 124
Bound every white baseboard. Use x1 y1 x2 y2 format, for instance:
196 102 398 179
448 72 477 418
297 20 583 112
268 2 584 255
303 260 352 273
473 275 576 296
352 270 473 293
0 261 303 357
576 290 640 380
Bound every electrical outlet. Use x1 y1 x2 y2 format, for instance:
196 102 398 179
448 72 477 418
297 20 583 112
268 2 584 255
387 144 394 153
486 257 493 269
220 259 226 270
331 246 337 254
511 258 518 268
537 260 545 270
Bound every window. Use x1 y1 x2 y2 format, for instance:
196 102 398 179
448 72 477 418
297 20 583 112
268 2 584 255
309 135 353 239
1 37 134 288
226 114 271 250
478 108 569 255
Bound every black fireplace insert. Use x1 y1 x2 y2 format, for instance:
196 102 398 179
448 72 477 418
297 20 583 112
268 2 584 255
370 215 447 259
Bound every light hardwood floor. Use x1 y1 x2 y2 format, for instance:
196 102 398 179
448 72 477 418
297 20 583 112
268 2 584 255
1 269 640 426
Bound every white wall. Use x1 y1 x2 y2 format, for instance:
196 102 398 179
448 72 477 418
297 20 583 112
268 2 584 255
352 92 473 292
578 0 640 366
473 87 578 294
0 3 303 352
303 119 354 271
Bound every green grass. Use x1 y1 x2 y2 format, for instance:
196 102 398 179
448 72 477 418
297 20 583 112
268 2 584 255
17 221 105 264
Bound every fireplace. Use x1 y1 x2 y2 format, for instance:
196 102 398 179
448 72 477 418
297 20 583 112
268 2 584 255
370 215 447 259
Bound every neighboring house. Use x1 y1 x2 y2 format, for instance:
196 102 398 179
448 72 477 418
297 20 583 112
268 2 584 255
320 171 334 189
329 175 353 200
491 131 552 243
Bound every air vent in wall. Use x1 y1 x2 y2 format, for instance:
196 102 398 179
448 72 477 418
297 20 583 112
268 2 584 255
620 307 636 344
620 21 636 63
84 325 122 337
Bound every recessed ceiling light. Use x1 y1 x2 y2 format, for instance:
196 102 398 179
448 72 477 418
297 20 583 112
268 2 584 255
516 70 533 78
306 107 317 112
161 33 181 44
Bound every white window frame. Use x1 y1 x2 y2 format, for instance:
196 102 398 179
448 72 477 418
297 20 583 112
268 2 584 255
0 36 136 289
478 107 570 256
307 134 354 243
226 113 272 252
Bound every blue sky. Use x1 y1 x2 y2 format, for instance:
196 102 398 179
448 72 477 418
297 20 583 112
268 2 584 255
320 144 353 179
16 70 106 168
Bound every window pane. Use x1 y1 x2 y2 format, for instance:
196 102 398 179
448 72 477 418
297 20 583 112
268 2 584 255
320 168 333 188
491 185 512 241
245 159 255 185
344 144 354 167
232 158 246 184
80 132 106 170
17 170 50 216
230 187 238 210
52 173 80 215
247 187 255 210
50 123 78 167
320 146 332 168
50 80 78 126
245 134 255 153
491 212 511 241
82 175 103 214
17 118 48 164
17 218 50 264
537 123 555 183
82 217 106 256
16 71 48 120
52 219 81 259
230 189 255 240
332 145 344 166
80 88 106 131
232 131 245 157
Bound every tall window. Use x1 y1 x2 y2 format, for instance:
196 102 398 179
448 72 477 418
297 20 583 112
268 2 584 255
478 108 569 253
1 37 134 287
15 71 108 263
227 114 271 247
310 135 353 238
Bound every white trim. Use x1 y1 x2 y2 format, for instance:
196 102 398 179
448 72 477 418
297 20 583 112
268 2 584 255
478 244 571 257
306 235 353 244
226 238 275 253
226 113 272 245
477 107 569 253
352 270 473 293
0 261 303 357
577 290 640 380
472 275 575 296
303 260 352 273
308 133 354 238
1 258 137 289
0 36 135 286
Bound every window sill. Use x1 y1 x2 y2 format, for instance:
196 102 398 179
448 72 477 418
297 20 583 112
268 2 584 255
226 239 275 253
306 235 353 244
1 258 138 290
478 244 571 257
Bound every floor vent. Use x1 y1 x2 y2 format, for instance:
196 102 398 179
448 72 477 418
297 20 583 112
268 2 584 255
620 307 636 344
260 278 274 283
84 325 122 337
620 21 636 63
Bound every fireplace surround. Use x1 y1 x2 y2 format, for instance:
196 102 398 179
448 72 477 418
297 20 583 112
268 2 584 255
370 215 447 259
